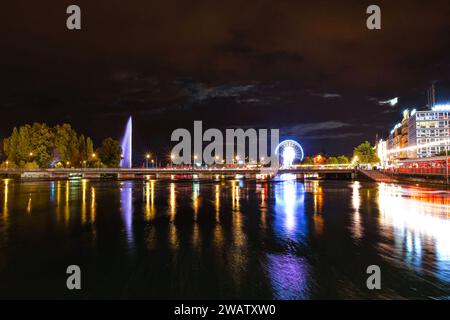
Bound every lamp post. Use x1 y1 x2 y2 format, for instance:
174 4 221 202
145 153 150 168
170 154 175 168
91 153 97 168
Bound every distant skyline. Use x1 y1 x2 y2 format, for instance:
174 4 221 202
2 1 450 158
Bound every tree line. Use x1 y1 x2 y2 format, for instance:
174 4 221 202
1 123 122 168
302 141 380 165
302 155 350 165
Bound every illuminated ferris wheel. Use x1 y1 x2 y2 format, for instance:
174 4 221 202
275 139 304 168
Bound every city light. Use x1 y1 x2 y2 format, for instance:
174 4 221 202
387 138 450 154
350 155 358 166
282 146 296 167
432 103 450 111
275 140 304 168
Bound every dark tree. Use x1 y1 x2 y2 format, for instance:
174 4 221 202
98 138 122 168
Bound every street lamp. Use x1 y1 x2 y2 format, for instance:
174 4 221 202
5 160 9 169
145 153 150 168
170 154 175 168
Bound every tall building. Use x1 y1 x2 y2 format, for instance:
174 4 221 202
384 104 450 163
408 104 450 158
387 109 409 159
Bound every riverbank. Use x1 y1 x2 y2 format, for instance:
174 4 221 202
359 169 450 188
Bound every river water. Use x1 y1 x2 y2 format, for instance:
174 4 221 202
0 178 449 299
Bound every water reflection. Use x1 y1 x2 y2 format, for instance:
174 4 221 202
378 183 450 283
64 181 70 224
169 183 176 222
2 178 450 299
2 179 9 223
90 186 96 224
229 180 248 290
273 180 306 239
305 181 324 235
213 184 224 251
266 253 311 300
144 180 155 221
268 181 311 298
81 179 87 224
192 182 200 219
168 183 178 249
120 182 134 248
214 184 220 222
231 180 240 211
351 181 363 240
256 183 268 229
56 181 61 222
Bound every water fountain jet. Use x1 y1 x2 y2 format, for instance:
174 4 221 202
120 116 133 168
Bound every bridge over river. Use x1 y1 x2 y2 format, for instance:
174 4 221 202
0 166 356 181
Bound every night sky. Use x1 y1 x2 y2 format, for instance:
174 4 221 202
2 0 450 162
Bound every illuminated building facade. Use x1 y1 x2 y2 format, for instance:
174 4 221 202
384 104 450 162
408 105 450 158
377 139 388 168
387 109 410 159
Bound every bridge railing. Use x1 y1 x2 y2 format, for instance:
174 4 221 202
0 164 355 173
383 167 448 176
